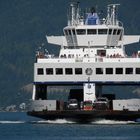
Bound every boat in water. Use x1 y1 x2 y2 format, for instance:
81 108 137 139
27 2 140 122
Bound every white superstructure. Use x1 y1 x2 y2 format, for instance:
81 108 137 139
32 2 140 103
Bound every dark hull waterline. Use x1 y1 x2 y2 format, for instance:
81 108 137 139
27 110 140 123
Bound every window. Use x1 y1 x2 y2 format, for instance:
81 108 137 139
125 68 133 74
119 30 123 40
75 68 82 74
68 30 71 35
117 29 121 35
109 29 112 35
97 50 106 57
64 30 68 35
96 68 103 74
136 68 140 74
65 68 73 75
98 29 107 34
106 68 113 74
37 68 44 75
76 29 86 35
87 29 97 34
72 29 76 35
56 68 63 75
46 68 53 75
113 29 117 35
116 68 123 74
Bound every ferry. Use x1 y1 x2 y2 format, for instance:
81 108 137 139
27 2 140 122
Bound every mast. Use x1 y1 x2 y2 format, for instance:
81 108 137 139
68 1 80 26
107 4 120 25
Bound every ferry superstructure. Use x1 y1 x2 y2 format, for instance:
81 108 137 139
28 2 140 122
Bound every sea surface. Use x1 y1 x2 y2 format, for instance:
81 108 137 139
0 112 140 140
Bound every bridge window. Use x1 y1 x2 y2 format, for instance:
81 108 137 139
75 68 82 74
106 68 113 74
113 29 117 35
116 68 123 74
96 68 103 74
76 29 86 35
117 29 121 35
136 68 140 74
125 68 133 74
37 68 44 75
98 29 107 34
56 68 63 75
68 30 71 35
46 68 53 75
109 29 112 35
87 29 97 34
64 30 68 35
65 68 73 75
119 30 123 40
72 29 76 35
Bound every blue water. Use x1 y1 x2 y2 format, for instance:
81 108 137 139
0 112 140 140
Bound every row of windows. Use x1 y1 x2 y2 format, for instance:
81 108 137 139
37 67 140 75
96 68 140 75
38 68 82 75
64 29 122 35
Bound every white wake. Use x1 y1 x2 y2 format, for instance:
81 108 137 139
1 119 137 125
92 119 136 125
35 119 75 124
0 121 25 124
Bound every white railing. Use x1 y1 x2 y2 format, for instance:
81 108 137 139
37 54 140 63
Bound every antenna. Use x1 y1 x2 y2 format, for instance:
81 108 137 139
68 1 80 26
107 4 120 25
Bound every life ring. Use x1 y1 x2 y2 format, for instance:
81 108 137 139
85 68 93 75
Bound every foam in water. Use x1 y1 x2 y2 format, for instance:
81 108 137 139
92 119 136 125
33 119 138 125
36 119 75 124
0 121 25 124
0 119 138 125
